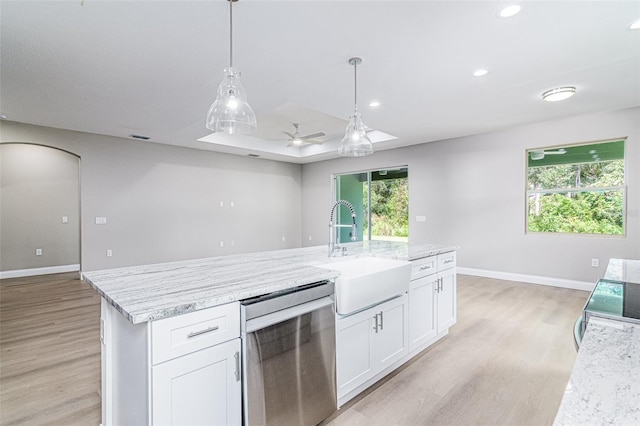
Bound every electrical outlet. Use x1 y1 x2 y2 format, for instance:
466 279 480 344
308 235 312 241
281 236 286 242
35 248 43 256
591 258 599 268
230 201 235 208
220 241 224 247
219 201 224 208
106 249 113 257
416 215 426 222
62 216 69 224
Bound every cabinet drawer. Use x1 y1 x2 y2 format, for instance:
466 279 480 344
151 302 240 365
411 256 437 280
437 252 457 270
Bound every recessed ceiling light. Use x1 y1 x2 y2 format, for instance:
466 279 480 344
630 19 640 30
473 69 489 77
541 86 576 102
498 5 521 18
369 101 381 108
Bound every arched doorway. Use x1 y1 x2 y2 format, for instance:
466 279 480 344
0 143 81 278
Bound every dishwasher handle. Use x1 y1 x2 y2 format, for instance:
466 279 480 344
244 296 333 333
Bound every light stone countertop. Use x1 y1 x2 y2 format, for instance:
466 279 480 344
83 241 457 324
604 258 640 284
554 317 640 425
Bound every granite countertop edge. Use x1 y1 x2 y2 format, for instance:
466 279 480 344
84 242 458 324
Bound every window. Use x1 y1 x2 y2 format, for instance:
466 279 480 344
526 139 625 235
335 167 409 243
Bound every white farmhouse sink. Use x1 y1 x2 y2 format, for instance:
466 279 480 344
317 257 412 315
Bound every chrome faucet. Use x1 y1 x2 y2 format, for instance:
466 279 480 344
329 200 357 256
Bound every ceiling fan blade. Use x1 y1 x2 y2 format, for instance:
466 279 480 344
544 149 567 155
283 131 295 139
304 139 324 145
301 132 326 140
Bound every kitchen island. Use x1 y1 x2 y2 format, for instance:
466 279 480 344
84 241 458 426
83 241 456 323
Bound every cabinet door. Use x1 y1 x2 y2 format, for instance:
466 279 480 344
336 309 375 399
437 269 457 331
409 275 437 351
152 338 241 426
373 295 409 370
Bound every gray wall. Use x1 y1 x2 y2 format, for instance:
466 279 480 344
0 122 302 272
301 107 640 283
2 107 638 282
1 143 80 271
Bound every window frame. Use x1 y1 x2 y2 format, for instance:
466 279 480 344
524 138 627 237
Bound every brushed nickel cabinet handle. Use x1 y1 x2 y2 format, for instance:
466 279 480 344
187 325 219 338
234 351 240 382
379 311 384 330
373 315 379 333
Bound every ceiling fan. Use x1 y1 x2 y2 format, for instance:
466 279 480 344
530 148 566 160
280 123 326 147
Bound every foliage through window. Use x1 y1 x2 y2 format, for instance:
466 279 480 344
526 139 625 235
335 167 408 243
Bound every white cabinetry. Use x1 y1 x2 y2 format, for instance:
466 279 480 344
100 301 241 426
336 294 408 402
409 251 457 354
152 339 240 425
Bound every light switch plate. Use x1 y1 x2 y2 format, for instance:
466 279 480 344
416 215 426 222
95 217 107 225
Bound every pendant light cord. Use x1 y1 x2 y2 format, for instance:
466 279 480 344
353 60 358 114
229 0 234 68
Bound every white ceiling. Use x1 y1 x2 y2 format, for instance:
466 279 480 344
1 1 639 164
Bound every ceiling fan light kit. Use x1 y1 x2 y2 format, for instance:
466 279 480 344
206 0 257 134
339 57 374 157
542 86 576 102
283 123 326 147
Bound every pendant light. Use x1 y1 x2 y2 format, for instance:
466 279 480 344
206 0 256 134
339 57 374 157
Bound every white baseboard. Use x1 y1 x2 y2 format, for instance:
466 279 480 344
0 264 81 280
457 267 595 292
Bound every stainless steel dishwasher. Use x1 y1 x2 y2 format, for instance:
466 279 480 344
241 281 336 426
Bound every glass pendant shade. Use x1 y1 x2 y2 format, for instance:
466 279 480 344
338 112 373 157
339 57 373 157
206 67 257 134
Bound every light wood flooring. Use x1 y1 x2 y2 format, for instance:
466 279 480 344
0 272 589 425
0 273 101 425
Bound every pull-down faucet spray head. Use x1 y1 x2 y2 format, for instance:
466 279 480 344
329 200 357 256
